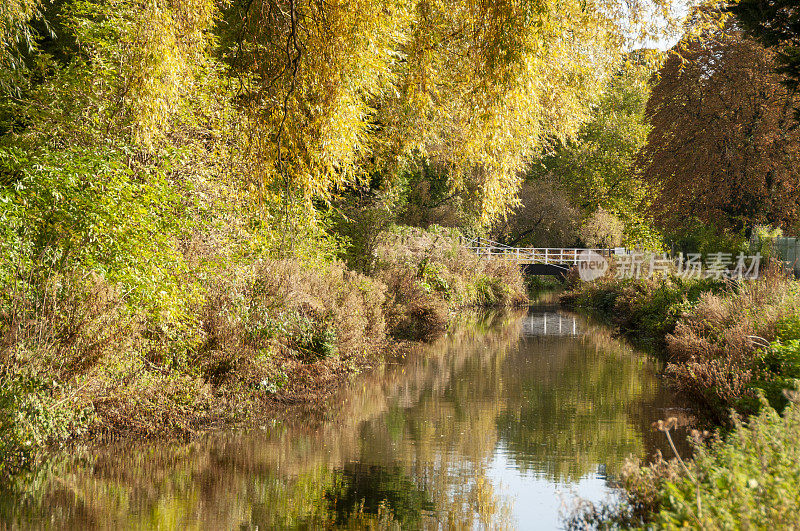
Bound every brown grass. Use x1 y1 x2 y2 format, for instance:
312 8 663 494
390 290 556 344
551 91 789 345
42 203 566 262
665 267 800 412
373 226 528 340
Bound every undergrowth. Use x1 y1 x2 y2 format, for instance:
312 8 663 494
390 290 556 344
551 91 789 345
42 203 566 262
568 392 800 529
564 270 800 528
0 220 526 480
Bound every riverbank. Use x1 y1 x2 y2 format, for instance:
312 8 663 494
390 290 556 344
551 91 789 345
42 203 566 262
561 270 800 416
562 271 800 527
0 225 527 480
1 301 685 528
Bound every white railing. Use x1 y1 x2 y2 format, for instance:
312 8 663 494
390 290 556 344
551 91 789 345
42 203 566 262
460 237 622 267
522 313 581 336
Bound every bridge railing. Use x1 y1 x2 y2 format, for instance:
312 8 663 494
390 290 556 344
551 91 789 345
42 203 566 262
459 236 623 266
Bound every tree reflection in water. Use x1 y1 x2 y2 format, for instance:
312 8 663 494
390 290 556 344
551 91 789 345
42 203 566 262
1 308 688 529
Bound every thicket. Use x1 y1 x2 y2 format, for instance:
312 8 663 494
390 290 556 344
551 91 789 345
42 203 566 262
563 269 800 417
561 274 725 349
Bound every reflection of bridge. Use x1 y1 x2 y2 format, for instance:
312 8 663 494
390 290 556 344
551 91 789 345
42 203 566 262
522 313 582 337
462 237 623 275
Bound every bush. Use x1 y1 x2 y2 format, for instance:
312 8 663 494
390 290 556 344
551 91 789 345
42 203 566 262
654 394 800 528
0 370 94 479
562 274 723 349
666 270 800 415
563 270 800 416
571 394 800 529
373 225 528 339
0 146 198 330
566 454 683 529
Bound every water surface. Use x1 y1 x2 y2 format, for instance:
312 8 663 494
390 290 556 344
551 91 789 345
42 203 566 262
2 302 688 529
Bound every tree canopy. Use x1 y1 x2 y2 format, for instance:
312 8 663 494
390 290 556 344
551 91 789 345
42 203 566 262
729 0 800 94
640 25 800 234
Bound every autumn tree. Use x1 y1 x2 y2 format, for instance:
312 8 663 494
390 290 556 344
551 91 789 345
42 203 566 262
641 26 800 234
729 0 800 97
223 0 693 230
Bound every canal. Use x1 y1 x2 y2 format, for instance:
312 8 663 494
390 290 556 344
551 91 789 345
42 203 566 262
2 299 689 529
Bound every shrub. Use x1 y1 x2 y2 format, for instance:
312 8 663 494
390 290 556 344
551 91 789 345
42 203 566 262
290 315 338 362
566 454 683 529
0 370 94 479
562 274 723 348
665 270 800 414
654 394 800 528
571 394 800 529
564 269 800 416
0 146 198 331
372 225 527 339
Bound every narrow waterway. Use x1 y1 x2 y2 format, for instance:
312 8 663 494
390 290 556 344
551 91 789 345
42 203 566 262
2 299 689 529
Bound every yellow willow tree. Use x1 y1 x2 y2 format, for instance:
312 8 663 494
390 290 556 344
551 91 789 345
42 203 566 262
378 0 624 226
226 0 695 229
1 0 44 95
9 0 220 149
226 0 413 200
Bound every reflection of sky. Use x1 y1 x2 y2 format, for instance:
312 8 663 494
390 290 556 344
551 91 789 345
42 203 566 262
487 445 619 530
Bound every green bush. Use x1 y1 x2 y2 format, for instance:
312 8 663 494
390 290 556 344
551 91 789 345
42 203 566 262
291 315 338 362
752 339 800 410
572 393 800 528
655 394 800 528
562 275 723 348
0 371 94 479
417 258 450 296
775 315 800 341
0 145 198 329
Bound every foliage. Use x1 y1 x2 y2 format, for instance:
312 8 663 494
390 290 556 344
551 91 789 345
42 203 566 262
565 269 800 418
729 0 800 108
0 370 94 479
0 0 44 98
642 24 800 234
528 53 663 249
327 187 405 273
755 339 800 409
579 208 625 248
654 394 800 527
374 225 527 339
562 274 723 348
566 454 684 529
290 315 338 362
223 0 688 227
490 179 580 248
571 393 800 528
750 224 784 263
665 271 800 415
0 146 196 324
664 219 748 255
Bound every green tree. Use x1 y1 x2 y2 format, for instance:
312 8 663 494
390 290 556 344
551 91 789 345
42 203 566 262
527 52 663 249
